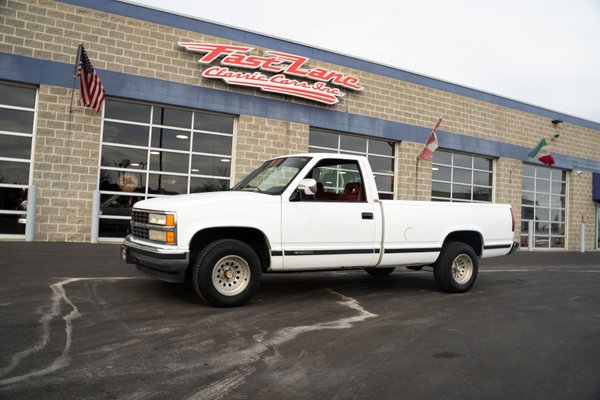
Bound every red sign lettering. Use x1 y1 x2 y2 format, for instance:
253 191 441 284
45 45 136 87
179 42 363 105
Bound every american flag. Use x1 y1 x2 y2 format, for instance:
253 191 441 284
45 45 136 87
77 46 105 112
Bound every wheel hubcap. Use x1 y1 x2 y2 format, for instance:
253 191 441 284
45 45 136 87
212 255 251 296
451 254 473 284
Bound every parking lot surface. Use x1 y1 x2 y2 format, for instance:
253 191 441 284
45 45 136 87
0 242 599 400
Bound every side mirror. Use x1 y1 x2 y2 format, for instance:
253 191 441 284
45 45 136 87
297 178 317 196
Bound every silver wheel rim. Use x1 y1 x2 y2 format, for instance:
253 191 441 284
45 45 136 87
452 254 473 284
212 255 251 296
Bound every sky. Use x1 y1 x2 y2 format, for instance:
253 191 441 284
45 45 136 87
131 0 600 123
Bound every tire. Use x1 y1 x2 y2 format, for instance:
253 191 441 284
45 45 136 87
192 239 262 307
364 267 395 277
433 242 478 293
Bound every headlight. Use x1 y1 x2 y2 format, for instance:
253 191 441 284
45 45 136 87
149 229 175 244
148 213 175 226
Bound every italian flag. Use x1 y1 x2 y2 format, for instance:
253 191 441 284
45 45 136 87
528 138 555 166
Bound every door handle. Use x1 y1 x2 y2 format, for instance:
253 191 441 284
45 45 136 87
362 212 374 220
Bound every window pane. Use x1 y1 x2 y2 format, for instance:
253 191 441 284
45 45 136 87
551 195 565 209
0 109 34 133
550 237 565 248
103 122 149 146
550 209 565 223
368 155 394 174
151 128 190 151
432 150 452 165
148 174 187 195
535 221 549 234
473 187 492 202
536 208 550 221
194 112 234 133
522 191 535 206
432 182 450 198
474 171 492 186
190 177 229 192
523 177 535 191
521 207 534 219
551 169 565 182
104 99 150 123
536 193 550 207
193 132 233 155
551 181 565 195
368 139 394 156
149 151 189 174
100 193 144 216
473 156 492 171
537 167 550 179
536 179 550 192
153 107 192 128
535 236 550 248
452 184 471 200
191 155 231 177
101 146 147 169
0 135 32 159
0 214 25 234
0 160 29 185
99 169 146 193
0 83 36 108
453 153 472 168
0 187 28 211
340 135 366 152
99 218 130 238
432 166 451 182
454 168 472 184
551 223 565 235
374 175 394 193
309 129 338 148
523 164 535 177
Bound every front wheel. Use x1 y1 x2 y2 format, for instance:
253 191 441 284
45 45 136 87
433 242 478 293
192 239 262 307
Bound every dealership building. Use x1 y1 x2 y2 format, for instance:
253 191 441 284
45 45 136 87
1 0 600 251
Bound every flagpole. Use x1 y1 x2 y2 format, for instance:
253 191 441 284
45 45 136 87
69 43 83 114
415 156 420 200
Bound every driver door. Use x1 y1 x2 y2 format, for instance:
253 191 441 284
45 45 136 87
280 158 379 269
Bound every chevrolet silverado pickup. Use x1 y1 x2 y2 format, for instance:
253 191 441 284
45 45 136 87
121 153 518 306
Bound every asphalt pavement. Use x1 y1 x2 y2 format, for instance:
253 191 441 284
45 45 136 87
0 242 599 400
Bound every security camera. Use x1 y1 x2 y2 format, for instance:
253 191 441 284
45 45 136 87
552 132 560 139
577 170 583 175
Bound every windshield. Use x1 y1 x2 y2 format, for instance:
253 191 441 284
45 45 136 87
232 156 312 195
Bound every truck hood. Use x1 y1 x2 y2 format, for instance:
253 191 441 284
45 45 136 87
133 191 279 212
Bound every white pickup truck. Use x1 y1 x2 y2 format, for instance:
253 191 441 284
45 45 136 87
121 153 518 306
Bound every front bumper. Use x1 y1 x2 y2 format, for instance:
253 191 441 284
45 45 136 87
121 235 189 282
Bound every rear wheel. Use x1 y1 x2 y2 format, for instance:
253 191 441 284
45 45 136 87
364 267 395 277
433 242 478 293
192 239 262 307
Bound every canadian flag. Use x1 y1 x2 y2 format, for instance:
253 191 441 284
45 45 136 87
419 118 443 161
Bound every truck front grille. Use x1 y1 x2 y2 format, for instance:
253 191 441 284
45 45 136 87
131 210 149 240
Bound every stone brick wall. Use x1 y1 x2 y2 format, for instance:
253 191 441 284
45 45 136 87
396 141 432 201
568 172 596 251
32 84 101 241
234 116 309 183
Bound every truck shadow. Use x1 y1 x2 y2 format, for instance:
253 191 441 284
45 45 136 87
143 269 439 307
